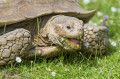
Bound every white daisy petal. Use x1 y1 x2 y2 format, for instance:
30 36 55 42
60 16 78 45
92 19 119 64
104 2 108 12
97 12 103 16
47 68 51 71
111 41 116 47
79 67 81 70
15 57 22 63
84 42 89 48
100 19 103 22
111 7 117 12
65 68 69 71
52 72 56 77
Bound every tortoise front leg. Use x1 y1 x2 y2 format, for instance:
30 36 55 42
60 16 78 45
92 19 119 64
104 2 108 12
26 46 63 58
0 28 31 66
82 24 109 55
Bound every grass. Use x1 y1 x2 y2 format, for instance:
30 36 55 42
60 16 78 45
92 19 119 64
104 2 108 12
0 0 120 79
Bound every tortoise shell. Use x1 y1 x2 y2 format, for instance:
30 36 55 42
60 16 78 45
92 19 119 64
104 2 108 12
0 0 96 27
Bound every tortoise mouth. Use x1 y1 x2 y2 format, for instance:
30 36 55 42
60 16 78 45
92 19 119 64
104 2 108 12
59 36 81 50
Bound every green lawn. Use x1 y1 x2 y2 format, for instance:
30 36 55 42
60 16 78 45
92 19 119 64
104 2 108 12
0 0 120 79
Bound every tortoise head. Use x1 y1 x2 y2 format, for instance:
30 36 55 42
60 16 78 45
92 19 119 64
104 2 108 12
41 15 83 50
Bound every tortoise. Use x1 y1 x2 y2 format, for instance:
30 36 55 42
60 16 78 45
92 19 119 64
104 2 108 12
0 0 109 66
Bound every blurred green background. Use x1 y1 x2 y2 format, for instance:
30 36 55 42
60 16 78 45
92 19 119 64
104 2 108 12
79 0 120 40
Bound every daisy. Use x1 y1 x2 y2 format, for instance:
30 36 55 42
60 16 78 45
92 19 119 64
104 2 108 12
65 68 69 71
84 42 89 48
65 65 67 67
83 0 90 4
47 68 51 71
111 41 116 47
15 57 22 63
97 12 103 16
100 19 103 23
52 72 56 77
79 67 81 70
111 7 117 12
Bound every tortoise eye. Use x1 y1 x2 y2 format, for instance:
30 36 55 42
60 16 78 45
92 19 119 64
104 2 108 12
66 26 71 29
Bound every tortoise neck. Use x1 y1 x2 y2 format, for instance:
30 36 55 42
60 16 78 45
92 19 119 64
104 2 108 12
31 16 54 47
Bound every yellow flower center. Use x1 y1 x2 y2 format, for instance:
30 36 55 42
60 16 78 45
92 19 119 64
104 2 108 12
48 68 51 71
65 69 68 71
65 65 67 67
17 59 20 61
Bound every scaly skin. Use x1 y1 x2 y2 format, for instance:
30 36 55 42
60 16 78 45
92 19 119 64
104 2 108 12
0 29 31 65
82 24 109 55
